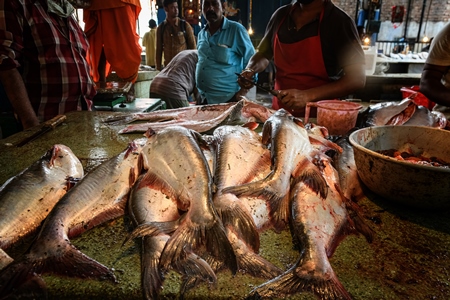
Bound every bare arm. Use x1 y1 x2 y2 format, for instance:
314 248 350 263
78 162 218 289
237 37 272 89
0 69 39 129
279 63 366 111
155 26 163 71
420 63 450 107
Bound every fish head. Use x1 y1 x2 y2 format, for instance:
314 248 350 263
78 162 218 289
48 144 84 178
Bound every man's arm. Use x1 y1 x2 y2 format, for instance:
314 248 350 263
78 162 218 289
0 69 39 129
155 25 163 70
185 22 196 49
420 64 450 107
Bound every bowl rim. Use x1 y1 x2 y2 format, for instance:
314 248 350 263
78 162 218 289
348 125 450 174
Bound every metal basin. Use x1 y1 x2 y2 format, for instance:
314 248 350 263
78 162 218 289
349 126 450 209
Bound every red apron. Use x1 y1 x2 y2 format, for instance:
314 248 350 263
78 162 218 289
273 5 331 117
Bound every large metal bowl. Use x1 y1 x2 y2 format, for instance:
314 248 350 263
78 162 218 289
349 126 450 209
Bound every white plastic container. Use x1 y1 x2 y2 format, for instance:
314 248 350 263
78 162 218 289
363 46 377 75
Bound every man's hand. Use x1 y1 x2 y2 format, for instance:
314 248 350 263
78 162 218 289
278 89 315 111
235 88 249 101
237 68 256 89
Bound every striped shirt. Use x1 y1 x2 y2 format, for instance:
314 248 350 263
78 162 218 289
0 0 96 122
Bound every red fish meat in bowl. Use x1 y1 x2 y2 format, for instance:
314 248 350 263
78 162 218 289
349 125 450 209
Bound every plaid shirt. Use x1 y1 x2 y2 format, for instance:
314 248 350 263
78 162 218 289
0 0 96 122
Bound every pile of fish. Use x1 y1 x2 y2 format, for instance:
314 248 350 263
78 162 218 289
357 98 448 129
0 108 374 300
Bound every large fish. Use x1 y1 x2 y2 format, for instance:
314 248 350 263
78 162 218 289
223 109 328 231
117 99 275 134
104 102 236 126
333 136 366 202
360 98 447 128
209 124 282 278
0 139 146 296
125 173 216 300
138 126 238 275
0 144 83 270
247 157 373 300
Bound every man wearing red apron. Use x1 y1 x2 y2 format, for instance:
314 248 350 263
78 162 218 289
238 0 365 117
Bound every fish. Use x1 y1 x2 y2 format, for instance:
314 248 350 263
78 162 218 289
0 144 83 270
118 99 275 134
403 106 448 128
361 98 413 127
0 139 146 297
333 136 366 202
210 124 282 278
138 126 238 276
223 109 328 232
103 102 236 126
124 173 216 299
247 157 373 300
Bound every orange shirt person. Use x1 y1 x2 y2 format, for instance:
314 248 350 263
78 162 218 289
84 0 142 84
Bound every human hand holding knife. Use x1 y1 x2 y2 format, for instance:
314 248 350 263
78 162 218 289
235 73 285 99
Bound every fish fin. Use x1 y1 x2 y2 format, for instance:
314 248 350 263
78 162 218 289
122 220 179 246
174 251 217 284
308 134 343 153
292 117 305 127
180 254 222 294
242 122 259 130
267 192 290 232
339 185 375 244
219 204 260 252
237 249 282 279
159 218 238 276
0 249 14 271
140 237 165 300
68 202 127 238
292 161 328 199
0 243 116 297
246 257 351 300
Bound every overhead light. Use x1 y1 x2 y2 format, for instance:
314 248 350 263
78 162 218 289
422 36 429 43
363 37 371 45
248 26 254 36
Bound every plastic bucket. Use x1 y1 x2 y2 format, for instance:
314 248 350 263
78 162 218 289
305 100 362 136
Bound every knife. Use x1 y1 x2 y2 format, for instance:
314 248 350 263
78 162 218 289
16 114 67 147
235 73 282 98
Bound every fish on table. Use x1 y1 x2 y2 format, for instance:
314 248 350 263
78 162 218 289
247 157 374 299
0 144 83 271
223 109 328 232
138 126 238 276
125 173 216 299
0 139 146 297
117 99 275 134
208 124 282 278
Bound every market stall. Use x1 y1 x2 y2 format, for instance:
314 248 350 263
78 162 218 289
1 108 450 300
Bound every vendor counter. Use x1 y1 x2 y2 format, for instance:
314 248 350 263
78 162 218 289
1 110 450 299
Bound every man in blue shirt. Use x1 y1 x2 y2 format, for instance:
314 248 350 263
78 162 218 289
196 0 255 104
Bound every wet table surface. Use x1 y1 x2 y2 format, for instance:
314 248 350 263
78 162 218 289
1 110 450 300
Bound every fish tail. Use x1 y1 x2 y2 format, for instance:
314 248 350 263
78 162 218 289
174 252 217 284
159 219 238 275
237 250 282 279
0 249 14 271
246 263 352 300
219 205 260 252
0 259 37 298
140 238 165 300
221 181 266 198
102 114 137 126
122 220 178 246
180 254 221 294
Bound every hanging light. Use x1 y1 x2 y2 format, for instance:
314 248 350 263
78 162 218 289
422 0 433 42
363 36 371 45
